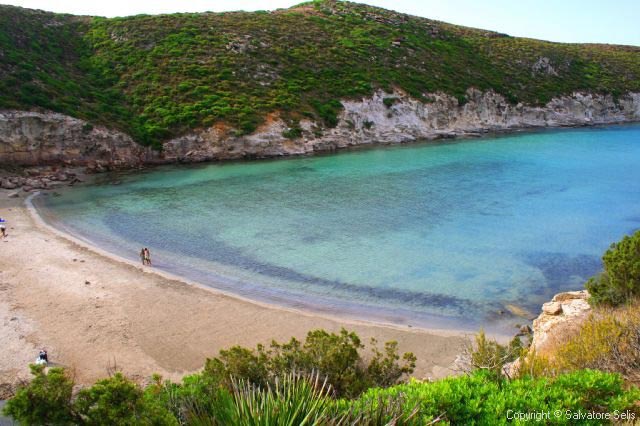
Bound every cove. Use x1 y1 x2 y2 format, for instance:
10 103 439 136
35 125 640 333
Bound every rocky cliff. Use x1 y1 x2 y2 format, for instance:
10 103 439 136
0 111 154 168
504 290 592 377
529 290 591 355
163 89 640 162
2 89 640 168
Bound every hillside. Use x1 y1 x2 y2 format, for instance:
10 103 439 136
1 0 639 148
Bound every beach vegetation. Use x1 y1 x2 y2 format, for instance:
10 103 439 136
2 365 78 425
3 366 176 425
203 328 416 398
5 363 639 425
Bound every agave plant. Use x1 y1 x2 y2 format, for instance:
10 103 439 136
333 394 422 426
175 370 423 425
230 370 335 426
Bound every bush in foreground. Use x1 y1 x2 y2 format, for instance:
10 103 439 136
5 365 639 425
203 328 416 398
3 365 175 425
343 369 639 425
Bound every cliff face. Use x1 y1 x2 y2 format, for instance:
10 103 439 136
502 290 591 378
0 111 155 168
147 89 640 163
529 290 591 354
2 90 639 168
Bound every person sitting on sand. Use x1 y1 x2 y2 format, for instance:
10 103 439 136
36 349 48 365
140 248 147 265
144 247 152 266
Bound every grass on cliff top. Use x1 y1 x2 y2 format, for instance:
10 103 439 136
1 0 639 147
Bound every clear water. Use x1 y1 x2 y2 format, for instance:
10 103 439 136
36 125 640 333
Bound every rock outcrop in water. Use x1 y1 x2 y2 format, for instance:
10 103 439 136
1 90 640 168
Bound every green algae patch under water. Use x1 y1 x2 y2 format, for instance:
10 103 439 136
36 125 640 333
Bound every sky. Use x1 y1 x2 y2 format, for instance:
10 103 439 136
1 0 639 46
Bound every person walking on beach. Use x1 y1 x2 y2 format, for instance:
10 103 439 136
0 218 6 238
140 248 147 265
144 247 152 266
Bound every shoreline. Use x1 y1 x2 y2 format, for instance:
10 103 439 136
27 192 467 337
31 191 505 337
0 190 468 395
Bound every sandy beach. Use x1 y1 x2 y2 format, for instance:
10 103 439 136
0 189 467 395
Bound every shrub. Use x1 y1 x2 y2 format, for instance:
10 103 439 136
74 373 176 425
203 328 416 398
341 369 640 425
282 126 303 139
382 97 396 108
147 373 234 425
586 230 640 306
2 365 78 425
553 303 640 385
5 360 640 425
2 367 176 426
466 330 524 378
312 100 343 128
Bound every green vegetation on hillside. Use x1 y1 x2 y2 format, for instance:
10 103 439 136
1 0 639 147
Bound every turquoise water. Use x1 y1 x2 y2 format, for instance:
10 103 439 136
36 125 640 332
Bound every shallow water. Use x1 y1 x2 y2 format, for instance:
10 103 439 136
36 125 640 333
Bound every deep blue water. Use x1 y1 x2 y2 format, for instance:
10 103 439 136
36 125 640 332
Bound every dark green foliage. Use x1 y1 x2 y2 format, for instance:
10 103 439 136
311 100 343 128
2 365 78 425
74 373 177 425
1 1 638 145
146 373 234 425
282 126 303 139
586 230 640 306
382 97 396 108
2 367 176 425
204 328 416 398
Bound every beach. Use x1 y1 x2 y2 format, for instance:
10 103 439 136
0 189 467 395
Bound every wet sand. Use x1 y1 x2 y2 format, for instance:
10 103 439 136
0 189 467 394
